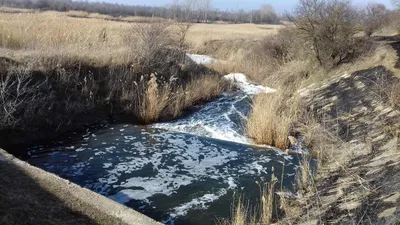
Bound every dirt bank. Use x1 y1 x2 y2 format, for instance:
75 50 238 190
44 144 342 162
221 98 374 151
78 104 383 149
0 149 162 225
0 54 223 156
290 63 400 224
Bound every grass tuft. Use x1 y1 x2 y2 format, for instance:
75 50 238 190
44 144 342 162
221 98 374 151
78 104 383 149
247 91 300 150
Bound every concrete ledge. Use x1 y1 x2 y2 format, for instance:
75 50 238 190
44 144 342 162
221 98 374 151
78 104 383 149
0 149 162 225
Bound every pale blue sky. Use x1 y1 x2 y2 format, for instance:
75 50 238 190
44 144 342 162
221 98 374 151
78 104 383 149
88 0 394 12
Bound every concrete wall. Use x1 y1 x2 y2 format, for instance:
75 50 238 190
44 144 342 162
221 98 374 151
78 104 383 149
0 149 162 225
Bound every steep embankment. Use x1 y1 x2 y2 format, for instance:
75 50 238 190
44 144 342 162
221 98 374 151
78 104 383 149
293 50 400 224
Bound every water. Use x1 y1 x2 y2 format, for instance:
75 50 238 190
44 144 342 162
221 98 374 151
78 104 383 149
153 92 250 144
26 74 302 225
153 73 276 144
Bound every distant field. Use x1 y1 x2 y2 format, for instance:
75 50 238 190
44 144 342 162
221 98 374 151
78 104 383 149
0 10 133 65
0 8 283 64
187 23 283 49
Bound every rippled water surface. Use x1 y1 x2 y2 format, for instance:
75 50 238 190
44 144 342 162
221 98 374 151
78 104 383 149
27 75 302 225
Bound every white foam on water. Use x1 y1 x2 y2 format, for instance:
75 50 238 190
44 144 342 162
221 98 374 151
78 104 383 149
91 130 291 218
153 73 276 146
108 133 240 205
103 163 112 168
28 125 300 220
153 93 250 145
171 191 226 217
110 189 155 203
75 147 85 152
227 177 237 189
223 73 276 95
187 53 215 65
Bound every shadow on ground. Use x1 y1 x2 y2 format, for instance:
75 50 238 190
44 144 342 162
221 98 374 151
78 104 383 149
0 152 127 225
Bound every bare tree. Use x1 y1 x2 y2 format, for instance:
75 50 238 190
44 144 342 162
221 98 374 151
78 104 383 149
170 0 180 19
0 0 280 24
260 4 279 24
289 0 362 69
363 3 389 36
201 0 212 22
132 23 177 75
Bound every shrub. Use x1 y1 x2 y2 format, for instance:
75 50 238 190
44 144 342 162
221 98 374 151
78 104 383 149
0 67 37 129
387 10 400 34
131 22 181 75
290 0 365 69
362 3 389 37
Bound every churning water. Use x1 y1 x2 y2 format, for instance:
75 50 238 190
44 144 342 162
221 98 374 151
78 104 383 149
27 73 302 225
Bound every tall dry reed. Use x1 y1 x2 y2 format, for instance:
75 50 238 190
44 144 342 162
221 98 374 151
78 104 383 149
247 91 300 150
223 172 278 225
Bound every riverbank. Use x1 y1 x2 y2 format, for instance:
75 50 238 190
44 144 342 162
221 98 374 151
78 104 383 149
222 39 400 225
0 149 161 225
0 10 228 153
1 4 400 225
286 64 400 224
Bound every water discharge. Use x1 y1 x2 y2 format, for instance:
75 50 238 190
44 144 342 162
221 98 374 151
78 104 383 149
153 73 276 144
26 72 301 225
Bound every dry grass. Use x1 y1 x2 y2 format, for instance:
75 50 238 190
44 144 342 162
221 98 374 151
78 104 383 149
223 176 278 225
246 91 301 150
387 82 400 108
0 10 282 69
0 6 34 13
225 198 251 225
139 74 170 124
204 27 308 84
65 10 167 23
0 9 227 131
168 75 225 117
137 74 224 123
221 9 400 225
120 16 166 23
188 23 283 52
0 11 134 65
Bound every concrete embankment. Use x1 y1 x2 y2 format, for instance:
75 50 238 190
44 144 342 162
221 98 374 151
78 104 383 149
0 149 162 225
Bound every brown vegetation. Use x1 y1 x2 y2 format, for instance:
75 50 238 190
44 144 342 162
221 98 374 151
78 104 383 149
363 3 389 37
387 81 400 108
290 0 369 69
246 92 300 150
226 0 400 224
0 10 224 149
243 0 377 149
0 1 399 224
221 175 278 225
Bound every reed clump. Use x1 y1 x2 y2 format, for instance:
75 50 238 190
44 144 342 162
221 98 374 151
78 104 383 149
247 91 301 150
222 172 278 225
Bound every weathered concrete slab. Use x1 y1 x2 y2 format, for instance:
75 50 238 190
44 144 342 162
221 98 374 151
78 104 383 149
0 149 162 225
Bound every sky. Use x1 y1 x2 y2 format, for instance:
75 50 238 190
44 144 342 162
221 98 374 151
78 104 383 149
88 0 395 12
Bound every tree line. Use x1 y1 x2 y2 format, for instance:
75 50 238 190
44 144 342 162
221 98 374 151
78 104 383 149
0 0 280 24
